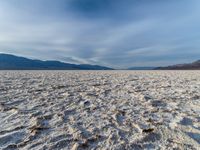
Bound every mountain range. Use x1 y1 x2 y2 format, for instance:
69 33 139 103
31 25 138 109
128 67 155 70
0 53 200 70
0 54 113 70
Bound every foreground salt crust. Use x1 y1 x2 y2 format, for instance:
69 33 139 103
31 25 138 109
0 71 200 150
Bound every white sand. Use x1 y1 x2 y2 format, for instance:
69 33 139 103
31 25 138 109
0 71 199 150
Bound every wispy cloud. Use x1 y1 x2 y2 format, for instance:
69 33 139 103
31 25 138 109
0 0 200 68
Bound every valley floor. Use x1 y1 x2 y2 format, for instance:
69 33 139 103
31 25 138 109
0 71 200 150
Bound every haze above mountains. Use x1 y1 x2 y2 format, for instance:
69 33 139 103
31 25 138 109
0 53 199 70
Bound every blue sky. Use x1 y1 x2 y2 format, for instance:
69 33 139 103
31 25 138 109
0 0 200 68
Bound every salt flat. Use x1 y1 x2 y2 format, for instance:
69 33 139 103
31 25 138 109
0 71 200 150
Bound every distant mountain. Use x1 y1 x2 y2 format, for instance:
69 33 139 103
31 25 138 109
155 60 200 70
0 54 113 70
128 67 155 70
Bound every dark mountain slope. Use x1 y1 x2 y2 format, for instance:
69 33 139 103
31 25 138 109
0 54 113 70
155 60 200 70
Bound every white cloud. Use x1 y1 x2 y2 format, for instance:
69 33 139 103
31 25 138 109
0 0 200 68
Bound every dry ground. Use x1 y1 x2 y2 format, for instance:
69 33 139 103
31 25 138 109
0 71 200 150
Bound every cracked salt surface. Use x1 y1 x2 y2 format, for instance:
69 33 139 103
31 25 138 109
0 71 200 150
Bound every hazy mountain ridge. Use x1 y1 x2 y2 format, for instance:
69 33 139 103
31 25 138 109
0 54 113 70
156 60 200 70
128 67 155 70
